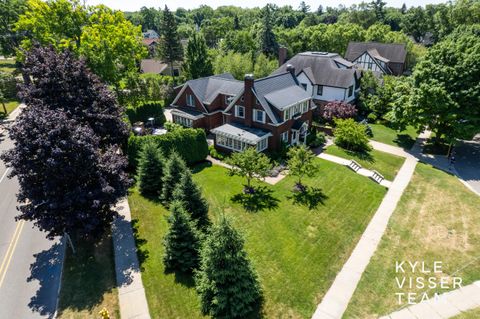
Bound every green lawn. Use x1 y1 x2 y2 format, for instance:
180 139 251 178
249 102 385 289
452 308 480 319
324 145 405 181
57 232 120 319
343 163 480 318
370 124 418 149
1 100 20 119
0 59 17 74
129 159 387 318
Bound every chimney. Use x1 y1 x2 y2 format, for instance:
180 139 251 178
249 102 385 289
278 47 287 67
243 74 254 126
286 64 295 77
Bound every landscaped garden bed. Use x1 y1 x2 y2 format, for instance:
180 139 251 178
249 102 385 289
324 144 405 181
129 158 387 318
343 163 480 318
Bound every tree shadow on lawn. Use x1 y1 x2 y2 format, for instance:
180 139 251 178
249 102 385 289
343 148 375 164
131 219 150 271
231 185 280 213
288 187 328 210
164 268 196 288
191 161 213 174
394 134 416 150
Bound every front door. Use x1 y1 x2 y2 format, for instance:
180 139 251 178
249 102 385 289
291 130 299 145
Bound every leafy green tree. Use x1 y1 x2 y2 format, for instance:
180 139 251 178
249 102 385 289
79 6 146 88
183 32 213 80
395 25 480 142
196 216 262 319
161 151 187 204
139 6 162 32
15 0 88 53
287 145 319 191
401 6 428 42
158 5 183 83
334 118 371 152
253 53 277 78
0 0 26 57
226 147 271 193
259 4 278 56
163 201 201 273
213 50 253 80
137 141 164 197
369 0 386 22
172 170 210 229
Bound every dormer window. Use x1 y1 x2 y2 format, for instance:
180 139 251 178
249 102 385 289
187 94 195 107
225 95 233 105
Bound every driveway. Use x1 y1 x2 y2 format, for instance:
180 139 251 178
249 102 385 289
454 138 480 195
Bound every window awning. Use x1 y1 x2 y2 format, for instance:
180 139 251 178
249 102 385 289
211 123 272 144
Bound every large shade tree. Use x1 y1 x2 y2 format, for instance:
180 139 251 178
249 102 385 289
393 25 480 142
183 32 212 80
0 0 27 57
19 45 129 147
1 46 130 239
226 147 271 193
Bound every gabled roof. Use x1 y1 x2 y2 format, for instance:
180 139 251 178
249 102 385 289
186 73 243 105
142 38 159 46
140 59 168 74
272 52 357 88
345 42 407 64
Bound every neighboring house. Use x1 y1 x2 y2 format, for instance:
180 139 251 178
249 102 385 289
171 67 315 153
170 73 243 131
273 52 361 107
142 38 160 57
345 42 407 76
142 29 159 39
140 59 182 77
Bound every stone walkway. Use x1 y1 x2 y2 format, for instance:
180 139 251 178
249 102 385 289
112 199 151 319
381 281 480 319
312 138 421 319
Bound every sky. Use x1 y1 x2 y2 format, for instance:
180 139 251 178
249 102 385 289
85 0 449 12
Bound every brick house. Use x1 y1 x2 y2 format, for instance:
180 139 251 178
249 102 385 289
170 68 315 152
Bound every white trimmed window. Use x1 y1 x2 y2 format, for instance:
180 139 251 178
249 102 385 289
186 94 195 107
235 105 245 118
173 115 193 127
317 85 323 96
225 95 233 105
256 137 268 152
281 131 289 143
216 135 250 152
253 109 266 123
348 85 353 97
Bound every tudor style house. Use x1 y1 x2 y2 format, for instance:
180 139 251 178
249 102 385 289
170 67 315 152
273 51 361 107
345 42 407 76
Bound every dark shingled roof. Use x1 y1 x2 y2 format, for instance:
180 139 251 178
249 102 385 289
252 72 311 123
186 74 243 105
272 52 357 88
345 42 407 64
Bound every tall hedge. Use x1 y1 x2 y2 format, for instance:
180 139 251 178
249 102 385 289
128 128 208 168
126 101 166 126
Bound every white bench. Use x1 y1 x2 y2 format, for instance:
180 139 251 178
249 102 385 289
370 170 385 184
348 160 362 172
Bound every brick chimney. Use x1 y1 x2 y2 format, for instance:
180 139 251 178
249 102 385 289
286 64 296 77
278 47 287 67
243 74 254 127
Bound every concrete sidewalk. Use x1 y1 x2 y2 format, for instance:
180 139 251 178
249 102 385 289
112 199 151 319
381 281 480 319
312 141 421 319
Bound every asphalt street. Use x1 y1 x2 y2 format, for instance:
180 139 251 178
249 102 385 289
0 108 64 319
455 138 480 195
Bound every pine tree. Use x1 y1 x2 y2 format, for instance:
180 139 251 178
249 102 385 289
158 5 183 84
163 201 201 273
196 217 262 318
259 4 278 57
172 170 210 229
137 141 164 197
183 32 213 80
161 151 187 204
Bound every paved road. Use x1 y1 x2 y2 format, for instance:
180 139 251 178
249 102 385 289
0 109 65 318
455 139 480 195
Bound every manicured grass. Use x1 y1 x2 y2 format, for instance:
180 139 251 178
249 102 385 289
452 308 480 319
57 232 120 319
1 100 20 119
370 124 418 149
344 163 480 318
129 159 387 318
324 145 405 181
0 59 16 74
